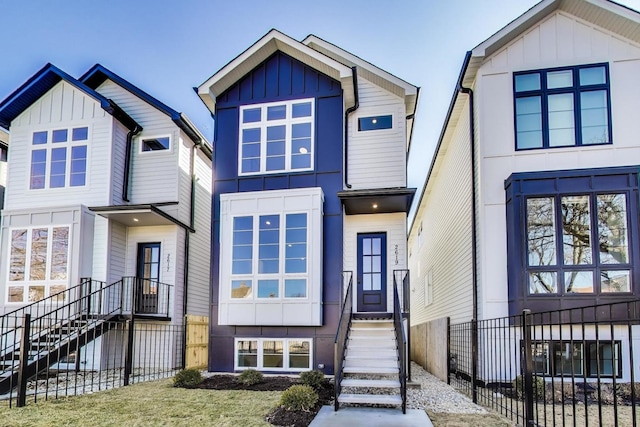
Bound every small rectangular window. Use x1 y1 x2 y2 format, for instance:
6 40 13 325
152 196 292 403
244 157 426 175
237 340 258 367
30 150 47 189
72 127 88 141
358 115 393 131
52 129 68 143
32 131 47 145
142 136 170 152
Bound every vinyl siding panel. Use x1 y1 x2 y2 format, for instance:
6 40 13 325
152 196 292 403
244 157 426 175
108 221 127 285
409 97 473 326
5 81 113 210
347 78 406 190
110 121 128 205
343 212 407 314
187 148 212 316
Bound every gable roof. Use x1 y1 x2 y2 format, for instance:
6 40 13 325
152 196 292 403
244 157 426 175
80 64 211 157
409 0 640 234
0 63 138 131
197 29 355 113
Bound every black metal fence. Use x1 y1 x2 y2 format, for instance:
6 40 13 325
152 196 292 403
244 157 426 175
449 300 640 426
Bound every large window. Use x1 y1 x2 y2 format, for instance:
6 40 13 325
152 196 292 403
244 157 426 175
530 340 621 378
526 193 631 295
230 213 308 300
7 226 70 303
235 338 312 371
514 64 611 150
30 127 88 189
239 99 314 175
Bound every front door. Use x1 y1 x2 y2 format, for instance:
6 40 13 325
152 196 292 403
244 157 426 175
136 242 161 314
357 233 387 312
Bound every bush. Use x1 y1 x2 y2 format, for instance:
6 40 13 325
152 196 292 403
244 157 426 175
173 368 202 388
514 375 546 400
280 384 318 411
238 369 264 386
299 370 326 390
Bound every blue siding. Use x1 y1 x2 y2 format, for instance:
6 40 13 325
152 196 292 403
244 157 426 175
210 52 344 373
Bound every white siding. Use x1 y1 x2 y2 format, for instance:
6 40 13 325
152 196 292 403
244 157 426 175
91 216 109 282
475 10 640 320
108 221 127 285
343 212 407 314
347 77 406 190
110 121 128 205
408 96 474 326
5 81 114 210
187 148 212 316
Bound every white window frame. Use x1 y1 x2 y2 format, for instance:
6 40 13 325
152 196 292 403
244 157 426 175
238 98 315 175
29 127 89 190
229 212 309 301
233 337 313 371
139 134 172 154
355 113 395 133
6 225 70 304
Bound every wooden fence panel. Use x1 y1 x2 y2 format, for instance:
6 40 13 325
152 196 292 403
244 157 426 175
185 315 208 369
411 317 449 381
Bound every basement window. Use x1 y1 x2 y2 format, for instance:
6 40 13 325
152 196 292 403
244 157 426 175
141 136 170 152
235 338 312 371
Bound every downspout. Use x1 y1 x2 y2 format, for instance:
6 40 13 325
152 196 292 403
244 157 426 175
344 66 359 189
122 125 142 202
459 81 479 403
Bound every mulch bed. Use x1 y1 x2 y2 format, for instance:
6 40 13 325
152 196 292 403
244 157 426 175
196 375 334 427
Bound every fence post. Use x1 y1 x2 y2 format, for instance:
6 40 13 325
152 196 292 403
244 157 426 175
522 309 534 426
471 318 478 403
17 314 31 408
123 318 135 386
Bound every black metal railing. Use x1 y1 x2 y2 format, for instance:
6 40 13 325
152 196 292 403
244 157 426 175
118 277 172 317
392 278 407 414
393 269 411 382
334 271 353 411
449 299 640 426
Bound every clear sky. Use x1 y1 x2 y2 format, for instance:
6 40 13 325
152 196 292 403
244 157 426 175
2 0 640 203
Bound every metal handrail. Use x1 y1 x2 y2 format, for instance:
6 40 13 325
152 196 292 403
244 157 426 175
334 271 353 411
393 277 407 414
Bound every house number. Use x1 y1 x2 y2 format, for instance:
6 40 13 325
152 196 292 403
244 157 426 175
394 245 399 265
166 254 171 272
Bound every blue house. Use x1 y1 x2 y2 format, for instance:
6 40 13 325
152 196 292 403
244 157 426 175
197 30 418 409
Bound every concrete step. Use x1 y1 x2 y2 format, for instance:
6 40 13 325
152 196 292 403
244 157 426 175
340 378 401 388
343 366 399 375
344 358 398 369
347 337 396 348
338 393 403 406
347 349 397 359
349 329 395 338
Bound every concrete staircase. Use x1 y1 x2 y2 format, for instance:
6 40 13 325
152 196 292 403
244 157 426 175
337 319 403 407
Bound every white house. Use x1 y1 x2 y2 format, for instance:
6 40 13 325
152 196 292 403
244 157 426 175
0 64 212 380
0 127 7 212
409 0 640 384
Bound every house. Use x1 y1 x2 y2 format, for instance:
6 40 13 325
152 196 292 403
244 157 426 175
408 0 640 384
0 127 7 212
0 64 212 380
197 29 418 410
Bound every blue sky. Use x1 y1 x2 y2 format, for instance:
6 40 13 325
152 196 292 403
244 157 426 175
2 0 640 195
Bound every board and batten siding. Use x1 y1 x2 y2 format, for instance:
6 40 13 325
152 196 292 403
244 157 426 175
347 77 406 190
475 10 640 320
186 148 212 317
343 212 407 314
110 121 129 205
95 79 181 210
409 96 473 327
4 81 114 210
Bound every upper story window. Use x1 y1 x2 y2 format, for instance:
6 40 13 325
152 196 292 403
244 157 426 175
514 64 611 150
0 145 8 162
30 127 88 189
358 115 393 131
141 136 170 152
239 99 314 175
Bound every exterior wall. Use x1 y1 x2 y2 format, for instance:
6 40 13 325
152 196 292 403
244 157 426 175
91 215 109 282
186 147 212 317
107 220 127 285
475 10 640 320
0 205 95 313
347 77 407 190
409 96 474 326
4 81 114 210
109 121 128 205
210 51 343 373
343 212 407 313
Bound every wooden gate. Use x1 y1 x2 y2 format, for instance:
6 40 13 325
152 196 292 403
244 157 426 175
185 315 208 369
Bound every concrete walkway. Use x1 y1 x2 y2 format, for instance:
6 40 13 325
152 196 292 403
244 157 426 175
309 405 433 426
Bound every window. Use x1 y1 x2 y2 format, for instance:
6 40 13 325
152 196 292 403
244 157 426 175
358 115 393 131
514 64 610 150
141 136 170 152
526 193 631 295
239 99 314 175
235 338 312 371
230 213 308 300
7 226 69 303
529 341 621 378
29 127 88 189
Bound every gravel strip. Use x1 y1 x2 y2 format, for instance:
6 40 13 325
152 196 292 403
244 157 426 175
407 362 488 414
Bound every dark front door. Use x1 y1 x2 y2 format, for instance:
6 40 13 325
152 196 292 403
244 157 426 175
357 233 387 312
136 242 161 314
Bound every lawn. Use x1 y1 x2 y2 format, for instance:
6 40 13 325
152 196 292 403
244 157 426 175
0 379 281 427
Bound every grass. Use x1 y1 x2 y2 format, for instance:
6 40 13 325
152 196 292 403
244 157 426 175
0 379 281 427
